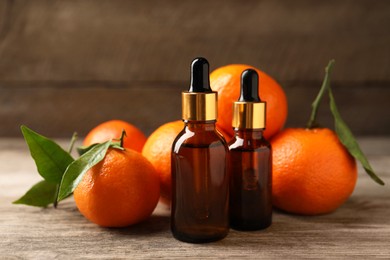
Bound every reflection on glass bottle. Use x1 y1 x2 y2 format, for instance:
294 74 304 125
171 57 229 243
228 69 272 231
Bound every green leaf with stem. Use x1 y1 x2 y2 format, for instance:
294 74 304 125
60 129 127 201
13 180 58 207
57 141 111 201
76 129 126 156
307 60 384 185
15 129 77 207
21 125 74 183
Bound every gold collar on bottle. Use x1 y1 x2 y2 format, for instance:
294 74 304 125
182 92 217 121
232 101 266 129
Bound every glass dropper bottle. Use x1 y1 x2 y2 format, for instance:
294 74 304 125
171 57 229 243
228 69 272 230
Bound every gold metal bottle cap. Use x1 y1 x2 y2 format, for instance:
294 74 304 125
182 57 217 121
232 69 266 129
182 92 217 121
232 102 266 129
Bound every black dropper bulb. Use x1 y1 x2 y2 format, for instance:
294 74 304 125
189 57 212 93
239 69 261 102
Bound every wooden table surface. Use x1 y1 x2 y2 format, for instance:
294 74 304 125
1 137 389 259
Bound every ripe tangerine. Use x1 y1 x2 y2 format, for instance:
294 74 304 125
271 128 357 215
142 121 183 204
210 64 288 139
74 148 160 227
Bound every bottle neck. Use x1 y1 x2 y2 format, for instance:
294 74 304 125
184 120 216 132
233 128 264 140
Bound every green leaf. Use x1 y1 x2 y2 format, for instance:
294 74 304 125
21 125 74 183
77 143 99 156
57 141 111 201
13 180 58 207
328 88 385 185
307 60 384 186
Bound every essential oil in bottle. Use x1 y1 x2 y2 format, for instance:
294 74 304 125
171 57 229 243
228 69 272 231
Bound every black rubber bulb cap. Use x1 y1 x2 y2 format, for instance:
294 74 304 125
239 69 261 102
189 57 212 93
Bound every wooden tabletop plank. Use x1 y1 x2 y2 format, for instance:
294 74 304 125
0 138 389 258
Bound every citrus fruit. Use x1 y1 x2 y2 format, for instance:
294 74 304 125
142 120 183 204
271 128 357 215
210 64 288 139
74 148 160 227
83 120 147 153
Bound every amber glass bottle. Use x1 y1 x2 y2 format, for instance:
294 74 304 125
171 57 229 243
228 69 272 231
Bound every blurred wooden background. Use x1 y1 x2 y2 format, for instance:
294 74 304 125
0 0 389 137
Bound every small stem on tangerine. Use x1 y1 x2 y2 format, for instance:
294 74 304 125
119 129 127 148
67 132 78 154
54 132 78 208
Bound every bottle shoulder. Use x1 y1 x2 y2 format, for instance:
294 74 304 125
172 127 228 152
228 136 271 152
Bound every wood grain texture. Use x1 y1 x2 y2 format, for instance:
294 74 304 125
0 0 389 137
0 0 389 82
1 82 389 137
0 83 183 137
0 138 389 258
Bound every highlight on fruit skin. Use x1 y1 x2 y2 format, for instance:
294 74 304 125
74 148 160 227
210 64 288 140
83 119 147 153
271 128 357 215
